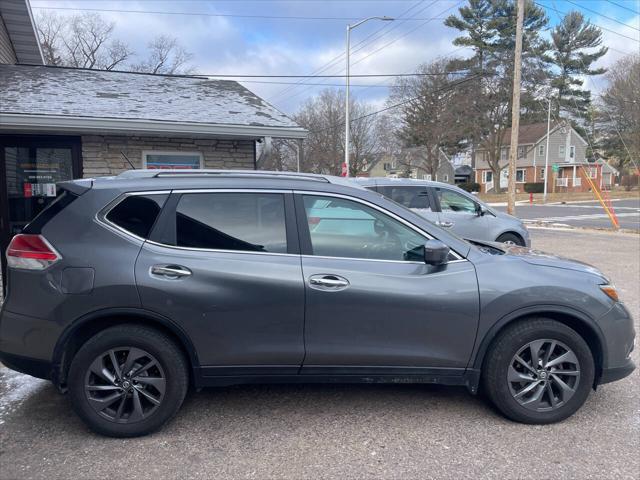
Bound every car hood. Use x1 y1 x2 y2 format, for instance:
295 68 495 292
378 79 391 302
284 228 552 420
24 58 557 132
470 239 608 280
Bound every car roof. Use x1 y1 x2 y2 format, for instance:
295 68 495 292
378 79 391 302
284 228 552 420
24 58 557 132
353 177 453 188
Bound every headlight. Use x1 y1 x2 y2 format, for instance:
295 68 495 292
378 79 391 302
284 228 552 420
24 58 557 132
600 284 619 302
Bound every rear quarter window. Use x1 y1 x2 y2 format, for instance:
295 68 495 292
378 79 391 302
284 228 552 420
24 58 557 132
105 194 168 239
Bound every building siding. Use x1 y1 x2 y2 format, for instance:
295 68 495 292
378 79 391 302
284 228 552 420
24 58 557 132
0 16 17 64
80 135 255 177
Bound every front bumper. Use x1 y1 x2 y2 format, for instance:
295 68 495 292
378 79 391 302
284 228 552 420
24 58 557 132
599 358 635 385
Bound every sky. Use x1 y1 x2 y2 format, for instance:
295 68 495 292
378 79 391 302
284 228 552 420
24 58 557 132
29 0 640 116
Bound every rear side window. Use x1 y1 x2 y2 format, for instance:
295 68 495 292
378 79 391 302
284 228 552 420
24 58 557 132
23 189 78 234
379 186 431 210
106 194 168 239
175 193 287 253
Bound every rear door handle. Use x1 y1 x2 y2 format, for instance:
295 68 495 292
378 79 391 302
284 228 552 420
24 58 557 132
309 274 349 290
151 265 192 278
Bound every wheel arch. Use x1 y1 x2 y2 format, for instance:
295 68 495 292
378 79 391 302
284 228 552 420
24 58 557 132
52 308 200 388
495 230 525 245
471 306 607 387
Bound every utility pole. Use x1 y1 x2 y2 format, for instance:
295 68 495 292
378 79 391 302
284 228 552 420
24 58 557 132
345 16 394 177
543 97 551 202
506 0 525 216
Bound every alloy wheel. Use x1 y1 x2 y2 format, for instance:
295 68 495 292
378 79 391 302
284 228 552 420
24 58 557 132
507 339 581 412
84 347 166 423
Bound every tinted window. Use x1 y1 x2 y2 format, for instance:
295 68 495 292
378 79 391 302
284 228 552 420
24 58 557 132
436 188 477 214
23 190 77 234
176 193 287 253
303 195 425 261
379 186 431 210
106 194 168 238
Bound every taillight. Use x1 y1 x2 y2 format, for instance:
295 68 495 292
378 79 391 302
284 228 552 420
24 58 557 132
6 234 61 270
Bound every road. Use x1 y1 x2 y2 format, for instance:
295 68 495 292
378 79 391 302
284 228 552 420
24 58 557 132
0 229 638 479
493 197 640 230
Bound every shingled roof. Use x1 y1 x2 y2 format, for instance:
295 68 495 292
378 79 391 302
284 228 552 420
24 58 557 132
500 121 562 146
0 64 306 138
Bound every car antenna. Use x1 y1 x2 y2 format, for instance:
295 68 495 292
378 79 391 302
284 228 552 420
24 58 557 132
120 151 136 170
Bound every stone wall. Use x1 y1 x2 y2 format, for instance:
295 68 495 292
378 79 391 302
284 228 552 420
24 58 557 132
80 135 255 177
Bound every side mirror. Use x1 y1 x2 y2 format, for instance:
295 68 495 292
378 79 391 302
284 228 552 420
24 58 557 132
476 204 487 216
424 239 450 266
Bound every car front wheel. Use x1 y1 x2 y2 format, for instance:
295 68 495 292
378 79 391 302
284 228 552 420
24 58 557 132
496 232 526 246
68 325 189 437
483 318 595 424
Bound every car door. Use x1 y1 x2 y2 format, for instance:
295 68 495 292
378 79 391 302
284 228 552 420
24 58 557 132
377 185 440 225
295 192 479 374
135 190 305 374
434 186 489 241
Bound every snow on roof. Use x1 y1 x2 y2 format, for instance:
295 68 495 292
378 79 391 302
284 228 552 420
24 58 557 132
0 64 304 134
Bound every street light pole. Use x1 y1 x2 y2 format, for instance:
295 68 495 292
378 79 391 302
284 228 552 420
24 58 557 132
543 97 551 203
344 16 394 177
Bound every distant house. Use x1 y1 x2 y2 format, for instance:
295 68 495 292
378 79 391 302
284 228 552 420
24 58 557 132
597 159 619 189
364 147 455 184
0 0 306 276
454 165 474 185
473 121 602 193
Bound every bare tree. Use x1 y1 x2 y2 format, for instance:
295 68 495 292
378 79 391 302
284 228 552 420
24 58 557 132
292 89 383 176
132 35 194 75
34 11 64 65
390 58 464 178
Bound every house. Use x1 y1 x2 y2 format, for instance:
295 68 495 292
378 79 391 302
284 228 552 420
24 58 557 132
364 147 455 184
0 0 305 276
597 159 619 189
473 121 602 193
454 165 474 185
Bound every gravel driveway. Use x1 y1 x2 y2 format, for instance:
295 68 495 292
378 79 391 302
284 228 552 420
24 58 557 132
1 228 638 480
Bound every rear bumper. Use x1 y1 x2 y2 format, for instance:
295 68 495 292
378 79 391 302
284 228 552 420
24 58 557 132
598 358 635 385
0 350 52 380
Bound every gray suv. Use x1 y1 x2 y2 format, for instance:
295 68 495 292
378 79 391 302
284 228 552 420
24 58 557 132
355 178 531 247
0 170 634 437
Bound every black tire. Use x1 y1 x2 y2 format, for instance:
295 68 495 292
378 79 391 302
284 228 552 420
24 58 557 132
68 325 189 437
482 318 594 424
496 232 526 246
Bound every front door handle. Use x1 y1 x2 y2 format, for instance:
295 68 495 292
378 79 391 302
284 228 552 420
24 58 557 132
151 265 192 278
437 221 455 228
309 274 349 290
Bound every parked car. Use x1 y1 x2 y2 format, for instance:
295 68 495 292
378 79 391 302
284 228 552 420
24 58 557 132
354 177 531 246
0 170 634 437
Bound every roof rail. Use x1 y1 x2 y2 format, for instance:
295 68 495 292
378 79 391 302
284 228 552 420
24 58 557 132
116 169 330 183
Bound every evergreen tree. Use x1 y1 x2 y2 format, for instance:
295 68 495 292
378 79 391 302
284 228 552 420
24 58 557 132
550 11 607 119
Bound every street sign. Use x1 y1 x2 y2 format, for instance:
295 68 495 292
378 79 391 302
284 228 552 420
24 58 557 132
552 164 559 173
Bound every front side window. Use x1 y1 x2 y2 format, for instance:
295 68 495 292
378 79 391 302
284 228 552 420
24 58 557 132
379 186 430 210
302 195 426 261
106 194 168 239
436 188 477 214
175 193 287 253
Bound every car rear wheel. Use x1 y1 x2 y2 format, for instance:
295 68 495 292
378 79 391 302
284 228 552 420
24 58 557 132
496 232 525 246
482 318 594 424
68 325 188 437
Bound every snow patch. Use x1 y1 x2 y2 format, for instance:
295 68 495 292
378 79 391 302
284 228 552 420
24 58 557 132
0 366 46 424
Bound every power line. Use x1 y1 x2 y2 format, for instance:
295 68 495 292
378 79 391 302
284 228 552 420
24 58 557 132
563 0 640 32
30 5 448 21
308 74 483 134
605 0 640 15
267 0 437 103
534 1 640 43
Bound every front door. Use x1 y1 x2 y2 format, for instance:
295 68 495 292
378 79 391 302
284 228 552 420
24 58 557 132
135 190 305 374
296 193 479 374
0 136 81 285
434 186 488 241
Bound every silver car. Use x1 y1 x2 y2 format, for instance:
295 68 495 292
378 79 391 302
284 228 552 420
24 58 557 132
355 178 531 246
